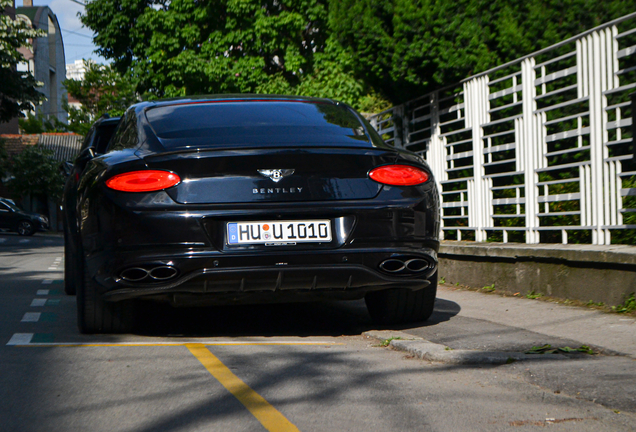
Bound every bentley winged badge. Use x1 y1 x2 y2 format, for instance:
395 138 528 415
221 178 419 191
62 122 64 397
257 169 295 183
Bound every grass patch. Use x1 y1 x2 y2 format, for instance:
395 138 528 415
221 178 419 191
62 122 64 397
525 344 596 355
377 337 403 347
481 283 496 293
612 293 636 314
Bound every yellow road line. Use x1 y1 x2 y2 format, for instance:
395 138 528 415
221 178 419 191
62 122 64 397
13 341 340 347
187 343 301 432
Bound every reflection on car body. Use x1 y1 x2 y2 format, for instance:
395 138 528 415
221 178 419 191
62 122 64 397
63 95 440 334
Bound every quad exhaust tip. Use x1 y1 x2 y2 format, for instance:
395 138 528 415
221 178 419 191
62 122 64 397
120 265 178 282
379 257 432 275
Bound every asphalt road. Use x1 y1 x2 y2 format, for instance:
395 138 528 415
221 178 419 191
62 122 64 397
1 232 635 431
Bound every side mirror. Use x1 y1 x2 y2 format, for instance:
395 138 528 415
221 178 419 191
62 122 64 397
75 147 96 169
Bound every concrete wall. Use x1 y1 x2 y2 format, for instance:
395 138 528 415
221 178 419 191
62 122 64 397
438 242 636 306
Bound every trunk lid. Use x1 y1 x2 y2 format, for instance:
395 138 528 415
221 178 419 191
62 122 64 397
143 147 397 204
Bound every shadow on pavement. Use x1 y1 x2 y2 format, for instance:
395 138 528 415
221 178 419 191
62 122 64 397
133 297 462 338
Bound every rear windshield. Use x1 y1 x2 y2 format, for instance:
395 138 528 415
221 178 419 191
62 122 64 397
144 101 372 149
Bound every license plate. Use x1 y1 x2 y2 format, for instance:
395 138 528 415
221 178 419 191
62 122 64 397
227 220 331 245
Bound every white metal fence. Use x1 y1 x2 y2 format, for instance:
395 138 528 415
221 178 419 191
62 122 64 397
369 12 636 245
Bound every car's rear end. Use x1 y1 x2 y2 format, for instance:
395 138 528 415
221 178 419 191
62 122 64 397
75 96 440 333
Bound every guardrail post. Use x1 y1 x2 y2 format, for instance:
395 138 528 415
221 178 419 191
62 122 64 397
589 30 611 245
521 58 540 243
464 76 491 241
426 91 447 240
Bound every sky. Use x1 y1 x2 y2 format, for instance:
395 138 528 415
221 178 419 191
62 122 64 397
16 0 109 66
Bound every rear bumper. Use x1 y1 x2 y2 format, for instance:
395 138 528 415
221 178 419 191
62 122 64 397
91 246 438 303
102 263 432 302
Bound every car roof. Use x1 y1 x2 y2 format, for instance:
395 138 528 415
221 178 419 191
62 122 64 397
94 116 121 127
132 94 338 111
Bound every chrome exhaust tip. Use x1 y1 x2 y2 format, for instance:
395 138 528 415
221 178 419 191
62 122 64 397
120 267 149 282
120 265 179 282
149 266 178 280
379 259 406 273
379 256 432 275
405 258 429 272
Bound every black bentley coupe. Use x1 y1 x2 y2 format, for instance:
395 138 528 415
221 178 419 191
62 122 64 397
63 95 440 334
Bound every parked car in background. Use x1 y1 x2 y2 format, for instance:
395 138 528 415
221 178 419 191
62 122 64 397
0 197 17 206
62 115 121 296
0 198 49 236
63 95 440 334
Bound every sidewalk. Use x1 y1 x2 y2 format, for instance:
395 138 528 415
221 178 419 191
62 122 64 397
364 285 636 415
428 285 636 358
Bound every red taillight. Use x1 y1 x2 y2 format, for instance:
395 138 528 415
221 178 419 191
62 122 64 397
106 170 181 192
369 165 430 186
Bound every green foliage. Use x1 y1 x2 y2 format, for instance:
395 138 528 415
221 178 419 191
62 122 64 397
526 291 543 299
18 112 68 134
612 293 636 314
378 337 402 347
7 145 65 201
329 0 636 103
482 283 495 293
525 344 596 355
63 61 139 135
80 0 387 112
0 0 46 122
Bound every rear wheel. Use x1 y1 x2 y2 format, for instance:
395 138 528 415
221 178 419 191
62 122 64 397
17 220 34 236
365 271 438 325
77 259 134 334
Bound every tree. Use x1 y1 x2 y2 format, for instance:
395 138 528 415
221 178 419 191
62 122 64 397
329 0 636 103
63 60 139 135
7 144 65 201
80 0 387 112
18 112 68 134
0 0 45 122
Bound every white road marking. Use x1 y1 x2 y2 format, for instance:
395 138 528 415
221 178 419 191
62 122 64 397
7 334 34 345
21 312 41 322
13 341 340 347
42 279 53 285
47 267 58 270
37 289 50 295
19 239 29 243
30 299 47 307
54 258 62 262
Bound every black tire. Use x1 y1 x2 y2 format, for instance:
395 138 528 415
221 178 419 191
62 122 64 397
365 271 438 325
77 259 134 334
63 229 77 295
17 220 35 236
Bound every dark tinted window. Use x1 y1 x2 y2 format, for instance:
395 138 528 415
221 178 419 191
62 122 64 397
79 127 96 152
145 101 371 149
94 122 119 154
107 111 138 153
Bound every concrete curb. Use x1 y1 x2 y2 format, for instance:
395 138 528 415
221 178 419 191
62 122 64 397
363 330 567 365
